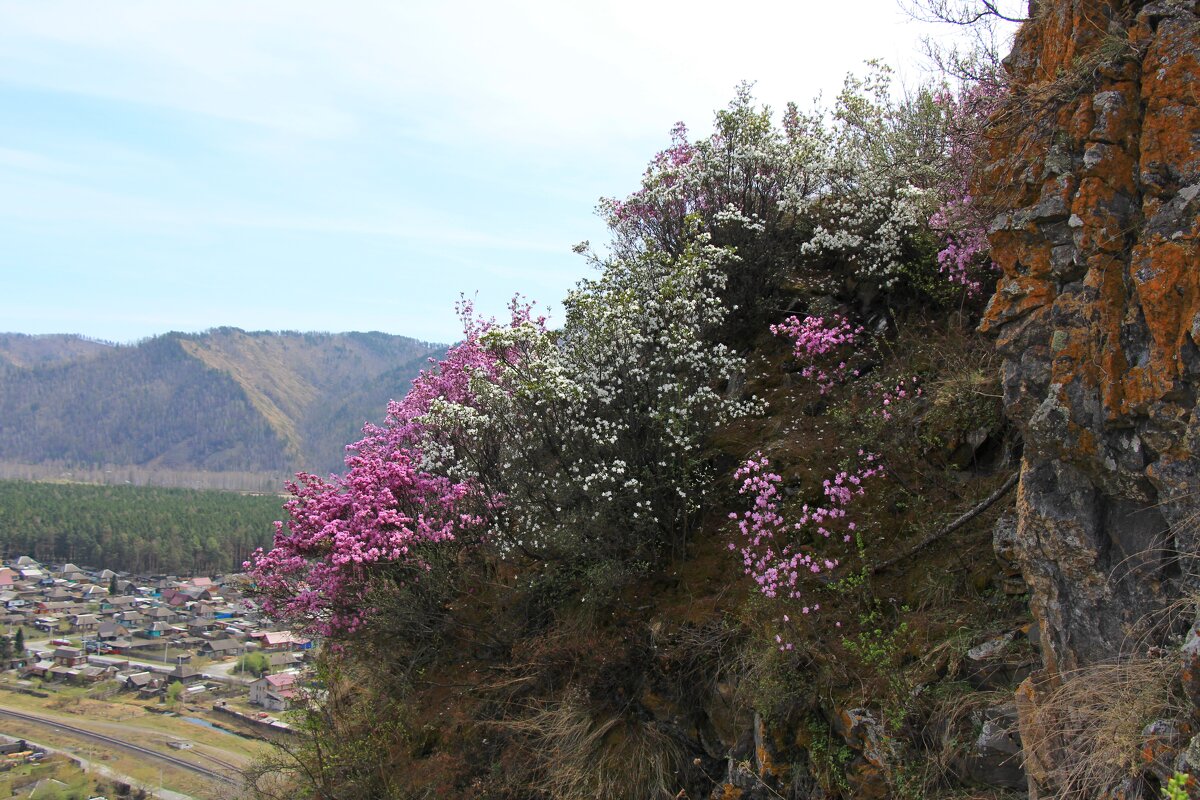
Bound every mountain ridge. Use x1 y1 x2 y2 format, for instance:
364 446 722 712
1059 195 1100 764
0 328 445 482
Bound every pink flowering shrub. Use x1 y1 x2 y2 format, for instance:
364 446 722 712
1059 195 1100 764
928 76 1008 295
729 452 881 605
247 456 487 637
246 300 544 637
874 376 923 422
770 314 864 393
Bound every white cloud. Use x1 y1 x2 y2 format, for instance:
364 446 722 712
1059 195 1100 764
0 0 991 148
0 1 1013 342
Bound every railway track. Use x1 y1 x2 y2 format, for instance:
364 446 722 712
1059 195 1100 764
0 705 241 787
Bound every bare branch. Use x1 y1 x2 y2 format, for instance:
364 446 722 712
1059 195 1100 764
872 470 1019 573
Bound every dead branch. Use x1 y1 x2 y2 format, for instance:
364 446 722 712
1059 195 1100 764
872 470 1019 573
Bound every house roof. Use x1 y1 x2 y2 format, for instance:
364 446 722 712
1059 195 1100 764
261 631 304 646
264 672 298 688
124 672 154 686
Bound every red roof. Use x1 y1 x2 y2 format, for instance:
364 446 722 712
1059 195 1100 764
262 631 309 647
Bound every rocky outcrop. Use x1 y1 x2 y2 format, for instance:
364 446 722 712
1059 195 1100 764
981 0 1200 674
980 0 1199 795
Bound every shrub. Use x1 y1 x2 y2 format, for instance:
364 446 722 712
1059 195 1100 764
237 652 271 677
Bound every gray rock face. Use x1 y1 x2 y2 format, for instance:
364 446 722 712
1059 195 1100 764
979 2 1200 797
980 0 1200 676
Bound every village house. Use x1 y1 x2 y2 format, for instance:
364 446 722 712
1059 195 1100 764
58 563 87 582
201 638 242 659
117 609 145 626
268 651 303 670
249 671 299 712
256 630 312 652
23 659 53 679
121 670 161 694
69 613 100 633
97 621 130 641
144 606 175 624
143 621 172 638
77 584 108 601
42 586 72 602
52 646 84 667
169 664 202 684
101 595 137 612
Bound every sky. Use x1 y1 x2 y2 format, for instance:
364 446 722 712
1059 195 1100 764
0 1 1003 345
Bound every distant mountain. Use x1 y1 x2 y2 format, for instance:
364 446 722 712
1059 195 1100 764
0 333 113 368
0 328 444 481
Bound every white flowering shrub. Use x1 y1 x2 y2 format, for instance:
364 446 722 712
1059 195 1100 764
603 67 965 319
394 231 759 587
537 231 761 566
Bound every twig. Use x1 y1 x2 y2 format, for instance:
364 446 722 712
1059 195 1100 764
872 471 1018 574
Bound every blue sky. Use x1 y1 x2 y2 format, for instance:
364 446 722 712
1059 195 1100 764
0 0 1004 344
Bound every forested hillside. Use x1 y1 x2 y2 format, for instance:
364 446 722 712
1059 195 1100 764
0 480 280 573
0 333 112 368
0 328 443 482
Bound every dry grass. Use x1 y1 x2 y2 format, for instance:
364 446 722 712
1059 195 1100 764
500 689 685 800
1022 656 1186 799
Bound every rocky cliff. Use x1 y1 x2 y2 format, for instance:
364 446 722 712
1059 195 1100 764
979 0 1200 794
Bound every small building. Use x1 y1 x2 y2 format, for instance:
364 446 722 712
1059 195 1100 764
121 671 160 692
258 630 312 652
78 665 111 684
70 613 100 633
48 664 78 682
53 647 85 667
169 664 202 685
101 596 137 612
249 672 299 711
97 621 130 641
21 660 53 679
143 621 171 638
201 638 242 658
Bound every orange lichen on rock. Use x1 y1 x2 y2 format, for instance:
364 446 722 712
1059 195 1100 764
980 1 1200 794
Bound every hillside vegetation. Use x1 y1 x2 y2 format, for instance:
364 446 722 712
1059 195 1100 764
0 328 444 480
245 61 1036 800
